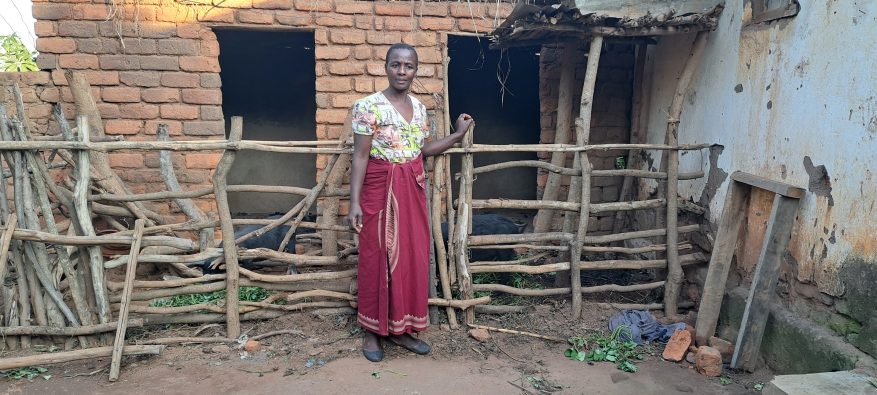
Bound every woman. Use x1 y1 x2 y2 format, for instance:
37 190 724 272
348 43 474 362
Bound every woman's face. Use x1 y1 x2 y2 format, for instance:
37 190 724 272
385 49 418 92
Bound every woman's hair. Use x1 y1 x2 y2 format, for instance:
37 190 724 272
385 43 418 66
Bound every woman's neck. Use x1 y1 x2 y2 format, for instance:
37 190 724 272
382 87 409 101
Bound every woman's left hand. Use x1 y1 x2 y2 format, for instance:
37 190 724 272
455 113 474 135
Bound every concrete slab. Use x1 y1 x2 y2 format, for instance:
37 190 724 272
763 371 877 395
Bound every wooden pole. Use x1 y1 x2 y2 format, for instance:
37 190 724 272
429 108 457 327
74 115 113 328
534 42 578 234
664 31 708 316
0 320 144 336
455 122 476 323
570 35 604 319
214 116 244 338
0 345 164 370
442 34 458 285
157 125 213 251
320 113 354 256
109 219 145 381
0 214 16 291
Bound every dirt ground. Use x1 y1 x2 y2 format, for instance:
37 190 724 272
0 302 770 394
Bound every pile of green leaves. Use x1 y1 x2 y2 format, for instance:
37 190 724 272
2 366 51 381
150 286 275 308
564 325 643 373
0 35 38 72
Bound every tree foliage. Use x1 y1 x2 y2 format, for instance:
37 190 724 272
0 34 39 72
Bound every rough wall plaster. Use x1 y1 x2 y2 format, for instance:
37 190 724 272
643 0 877 297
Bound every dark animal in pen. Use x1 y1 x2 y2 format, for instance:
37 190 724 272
200 213 316 274
439 214 525 262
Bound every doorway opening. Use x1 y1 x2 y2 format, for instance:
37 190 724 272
216 29 316 217
447 35 541 220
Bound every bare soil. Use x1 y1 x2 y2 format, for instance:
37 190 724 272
0 303 769 394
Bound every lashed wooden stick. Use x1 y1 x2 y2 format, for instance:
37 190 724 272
0 345 165 370
0 320 144 336
467 324 566 343
109 219 145 381
213 116 244 338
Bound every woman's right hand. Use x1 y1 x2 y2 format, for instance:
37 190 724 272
347 203 363 233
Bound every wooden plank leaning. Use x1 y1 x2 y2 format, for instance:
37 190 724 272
109 219 146 381
570 35 604 318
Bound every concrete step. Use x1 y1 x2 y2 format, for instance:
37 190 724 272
764 371 877 395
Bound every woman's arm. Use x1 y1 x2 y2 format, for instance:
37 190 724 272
421 113 474 157
347 133 372 233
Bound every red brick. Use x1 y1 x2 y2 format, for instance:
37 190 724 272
331 94 361 108
238 10 275 24
102 87 140 103
83 70 120 86
330 30 365 45
108 153 144 168
140 56 179 71
32 4 72 20
326 124 346 139
34 21 57 37
145 120 182 136
315 46 350 60
199 9 235 23
59 54 98 69
182 88 222 105
416 65 435 77
36 54 56 70
76 4 112 20
366 63 386 76
316 109 349 124
99 55 139 70
138 22 176 39
366 31 401 45
200 106 223 120
105 119 143 135
383 16 415 31
275 11 311 26
414 3 447 17
417 48 442 64
253 0 291 9
353 45 371 60
200 74 222 88
450 3 486 18
354 15 373 29
59 21 98 37
662 330 692 362
354 77 373 93
183 121 225 136
177 24 204 39
158 39 198 55
314 93 330 108
185 153 222 169
94 102 120 118
316 15 353 27
180 56 220 72
200 40 220 57
329 62 364 76
160 104 199 120
487 3 514 18
119 103 160 119
39 87 60 103
411 78 442 94
402 32 437 47
375 2 411 16
314 29 328 44
161 72 199 88
293 0 332 12
458 18 496 33
142 88 180 103
695 346 722 377
120 38 158 55
76 38 113 54
315 77 351 93
120 71 161 87
336 2 372 14
35 37 76 53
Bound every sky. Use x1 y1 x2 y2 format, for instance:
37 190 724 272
0 0 37 51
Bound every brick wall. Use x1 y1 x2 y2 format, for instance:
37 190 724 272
16 0 515 219
537 43 635 233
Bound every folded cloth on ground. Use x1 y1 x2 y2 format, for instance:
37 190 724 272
607 309 687 345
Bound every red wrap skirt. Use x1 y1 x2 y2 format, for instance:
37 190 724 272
356 155 430 336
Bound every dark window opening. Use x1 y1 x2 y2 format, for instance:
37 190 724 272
217 30 316 217
447 35 541 212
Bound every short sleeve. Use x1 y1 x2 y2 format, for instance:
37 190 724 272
351 100 375 136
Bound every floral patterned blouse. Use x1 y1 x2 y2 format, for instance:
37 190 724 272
351 92 430 163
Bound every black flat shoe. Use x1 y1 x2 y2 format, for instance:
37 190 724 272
389 335 431 355
362 347 384 362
